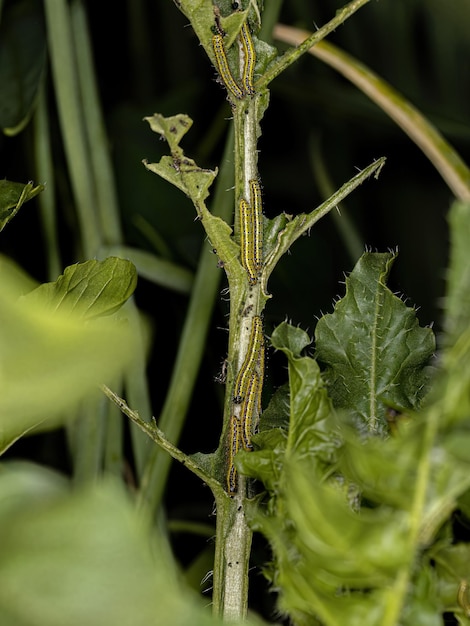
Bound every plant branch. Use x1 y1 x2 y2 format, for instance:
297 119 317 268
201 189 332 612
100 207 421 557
258 0 371 90
101 385 223 495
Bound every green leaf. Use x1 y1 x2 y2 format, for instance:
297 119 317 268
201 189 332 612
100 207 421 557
0 1 46 135
239 322 338 495
143 114 218 205
0 464 231 626
0 180 44 231
144 112 193 150
0 257 138 454
240 310 470 626
272 323 337 461
433 543 470 616
249 457 410 626
237 427 287 493
257 382 290 431
315 251 435 435
262 159 386 292
271 320 311 357
22 257 137 319
103 245 193 294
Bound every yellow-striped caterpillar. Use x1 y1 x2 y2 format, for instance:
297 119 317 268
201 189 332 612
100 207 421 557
212 34 244 100
249 179 263 273
240 371 260 450
239 22 256 96
227 414 242 495
234 316 264 404
239 197 257 285
458 580 470 617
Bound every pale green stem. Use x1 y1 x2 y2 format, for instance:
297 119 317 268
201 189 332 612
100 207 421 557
33 83 61 280
46 0 154 485
71 394 108 484
212 485 252 620
70 0 123 245
43 0 101 258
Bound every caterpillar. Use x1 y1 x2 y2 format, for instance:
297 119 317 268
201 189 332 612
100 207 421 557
212 34 244 100
239 22 256 96
239 197 257 285
240 371 260 451
234 316 264 404
249 179 263 274
227 414 242 495
458 580 470 617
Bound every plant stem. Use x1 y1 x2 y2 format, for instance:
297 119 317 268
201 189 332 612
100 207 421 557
211 80 270 623
259 0 371 89
212 485 253 620
33 83 61 280
70 0 123 245
43 0 101 258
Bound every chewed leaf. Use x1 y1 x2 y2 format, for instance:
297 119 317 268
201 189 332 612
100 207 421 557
22 257 137 319
143 114 217 206
0 258 137 454
262 159 385 292
143 113 193 150
315 251 435 435
143 156 217 205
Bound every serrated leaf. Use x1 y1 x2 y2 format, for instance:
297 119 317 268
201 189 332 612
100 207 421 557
22 257 137 320
257 383 290 431
239 322 337 493
0 257 138 454
271 321 337 461
271 320 311 357
262 159 385 292
237 428 287 493
0 180 44 231
252 457 410 626
315 251 435 435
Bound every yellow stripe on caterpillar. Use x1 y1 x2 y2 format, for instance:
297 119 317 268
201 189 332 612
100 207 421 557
234 316 264 403
239 22 256 96
249 179 263 274
240 371 260 451
226 414 242 495
239 197 257 285
212 34 244 100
